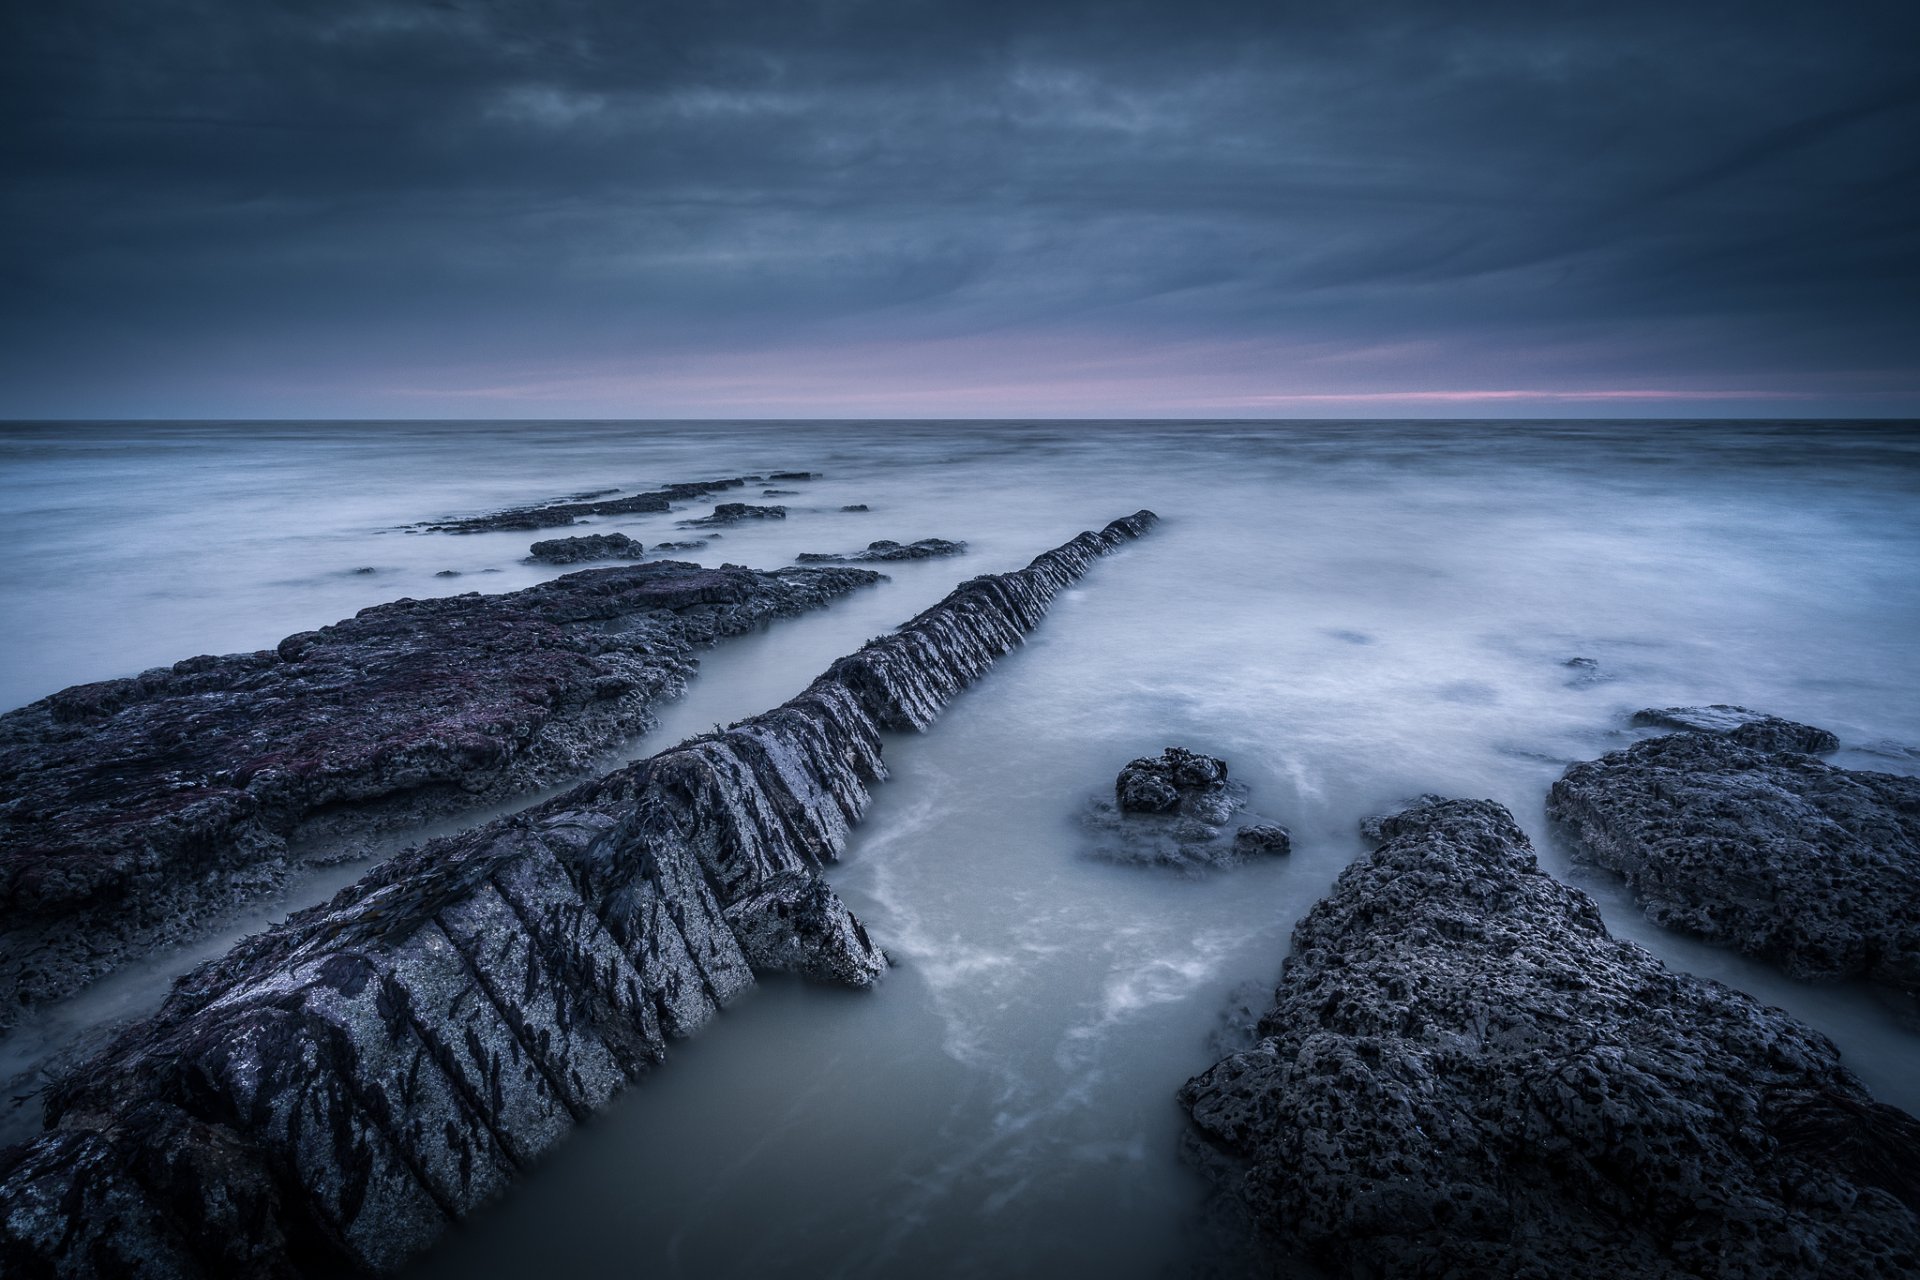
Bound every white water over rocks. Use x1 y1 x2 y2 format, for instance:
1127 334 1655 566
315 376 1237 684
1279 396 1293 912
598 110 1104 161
2 419 1917 1277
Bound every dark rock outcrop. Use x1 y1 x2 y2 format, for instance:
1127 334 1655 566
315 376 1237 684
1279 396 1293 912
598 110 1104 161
1548 713 1920 995
418 477 754 535
795 538 967 564
1181 797 1920 1279
841 504 870 512
681 503 786 528
1085 748 1287 870
0 562 882 1028
526 532 647 564
766 471 815 482
0 511 1158 1277
1631 703 1842 754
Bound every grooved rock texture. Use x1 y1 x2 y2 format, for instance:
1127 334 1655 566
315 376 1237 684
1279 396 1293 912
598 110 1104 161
1180 797 1920 1279
0 511 1158 1278
0 561 881 1028
1548 714 1920 994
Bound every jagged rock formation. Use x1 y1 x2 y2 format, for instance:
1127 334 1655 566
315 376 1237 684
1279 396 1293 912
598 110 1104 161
1549 709 1919 996
680 503 786 527
796 538 967 564
1181 797 1920 1279
1082 747 1288 870
0 511 1157 1278
526 532 647 564
417 476 756 534
0 562 881 1028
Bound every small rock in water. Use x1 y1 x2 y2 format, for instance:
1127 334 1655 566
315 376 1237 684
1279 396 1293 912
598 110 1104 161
1562 655 1609 685
795 538 966 564
682 502 787 527
351 566 377 575
527 532 648 564
434 569 461 578
1631 703 1840 753
767 470 816 481
722 871 889 988
762 488 799 497
649 539 709 553
1088 747 1285 871
841 503 870 512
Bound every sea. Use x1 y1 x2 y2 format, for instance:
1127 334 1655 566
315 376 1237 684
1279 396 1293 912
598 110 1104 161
2 419 1917 1277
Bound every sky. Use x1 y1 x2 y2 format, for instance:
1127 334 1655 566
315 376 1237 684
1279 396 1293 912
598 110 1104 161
2 0 1916 419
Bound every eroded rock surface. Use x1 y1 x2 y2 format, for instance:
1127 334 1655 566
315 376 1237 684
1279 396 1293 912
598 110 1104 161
526 532 647 564
1181 796 1920 1279
1549 712 1920 995
796 538 967 564
1084 748 1288 870
0 511 1159 1278
681 503 786 528
419 476 754 534
0 561 881 1027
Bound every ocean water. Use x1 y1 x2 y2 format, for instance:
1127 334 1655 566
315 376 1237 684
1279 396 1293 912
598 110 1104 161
2 419 1918 1276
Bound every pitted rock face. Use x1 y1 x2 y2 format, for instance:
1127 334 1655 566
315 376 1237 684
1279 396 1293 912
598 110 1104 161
1116 747 1230 813
1630 704 1841 754
527 532 647 563
1181 796 1920 1279
1550 714 1920 997
722 871 889 987
681 503 787 527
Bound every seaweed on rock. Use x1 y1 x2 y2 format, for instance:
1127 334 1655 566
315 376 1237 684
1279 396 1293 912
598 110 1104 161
0 511 1158 1278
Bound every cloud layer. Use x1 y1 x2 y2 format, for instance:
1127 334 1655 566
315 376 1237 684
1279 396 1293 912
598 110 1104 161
3 0 1915 416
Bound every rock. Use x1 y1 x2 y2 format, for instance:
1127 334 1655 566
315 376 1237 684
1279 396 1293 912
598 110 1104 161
351 566 377 574
526 532 647 564
433 569 461 578
767 471 816 481
1180 796 1920 1279
761 488 799 497
0 511 1160 1278
723 871 888 987
649 539 708 552
0 561 884 1028
681 503 786 528
1631 703 1841 754
1232 823 1292 856
1085 747 1289 870
1549 717 1920 994
841 504 870 512
795 538 967 564
1562 656 1608 686
418 475 755 534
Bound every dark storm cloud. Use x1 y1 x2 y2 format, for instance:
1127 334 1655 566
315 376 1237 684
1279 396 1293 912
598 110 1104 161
2 0 1915 415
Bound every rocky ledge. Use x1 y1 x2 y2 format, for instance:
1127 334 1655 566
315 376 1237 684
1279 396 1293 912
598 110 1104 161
526 532 648 564
1548 706 1919 997
796 538 967 564
1181 796 1920 1279
1083 747 1289 870
0 561 881 1028
680 502 787 527
417 476 756 534
0 511 1158 1277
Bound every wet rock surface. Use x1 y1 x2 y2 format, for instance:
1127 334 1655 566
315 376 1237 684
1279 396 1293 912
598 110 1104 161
681 502 786 528
1549 711 1920 996
526 532 647 564
0 511 1158 1278
418 476 755 534
795 538 967 564
0 561 881 1028
1084 748 1288 870
1181 796 1920 1279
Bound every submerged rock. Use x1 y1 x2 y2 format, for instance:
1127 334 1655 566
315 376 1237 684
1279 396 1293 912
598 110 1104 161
796 538 967 564
1181 796 1920 1279
761 488 799 497
681 502 787 528
526 532 647 564
418 475 754 534
841 504 870 512
1549 712 1919 995
0 511 1159 1278
1085 748 1286 870
1630 703 1842 754
0 561 882 1028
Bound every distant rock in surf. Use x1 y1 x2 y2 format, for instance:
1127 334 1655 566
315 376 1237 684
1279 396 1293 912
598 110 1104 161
762 488 799 497
1181 796 1920 1278
527 531 647 564
0 511 1159 1278
681 502 787 528
417 475 756 535
1085 747 1288 870
0 561 881 1028
649 539 709 552
841 503 870 512
766 471 816 481
796 538 967 564
1549 709 1918 1001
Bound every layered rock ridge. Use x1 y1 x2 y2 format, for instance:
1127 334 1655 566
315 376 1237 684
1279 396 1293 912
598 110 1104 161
0 511 1158 1277
0 561 882 1029
1181 796 1920 1278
